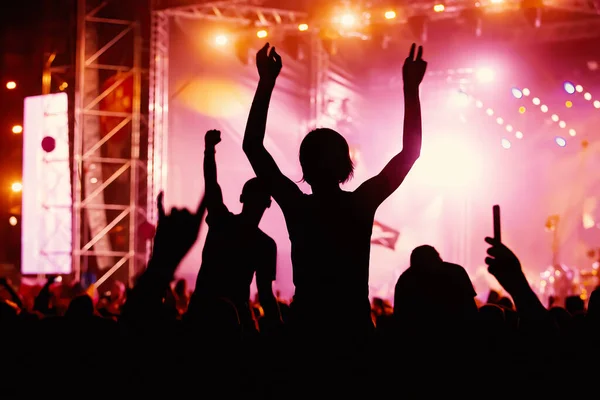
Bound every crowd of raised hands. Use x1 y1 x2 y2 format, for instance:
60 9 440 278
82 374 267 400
2 43 600 398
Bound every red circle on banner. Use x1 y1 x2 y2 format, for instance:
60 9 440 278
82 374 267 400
41 136 56 153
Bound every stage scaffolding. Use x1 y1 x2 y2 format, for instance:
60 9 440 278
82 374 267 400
73 0 147 287
148 1 318 231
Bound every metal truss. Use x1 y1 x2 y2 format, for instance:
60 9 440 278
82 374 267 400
74 0 147 286
148 8 169 240
163 0 308 28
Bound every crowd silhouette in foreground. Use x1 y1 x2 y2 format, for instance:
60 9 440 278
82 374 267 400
2 43 600 397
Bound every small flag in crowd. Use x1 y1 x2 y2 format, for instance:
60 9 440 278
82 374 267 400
371 220 400 250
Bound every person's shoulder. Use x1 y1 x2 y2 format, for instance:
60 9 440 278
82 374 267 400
258 231 277 248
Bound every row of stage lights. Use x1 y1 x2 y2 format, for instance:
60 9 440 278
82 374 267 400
508 81 600 149
211 4 460 47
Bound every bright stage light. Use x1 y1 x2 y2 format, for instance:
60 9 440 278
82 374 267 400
558 121 566 128
256 30 268 38
584 92 592 101
540 104 548 112
486 108 494 116
555 137 566 147
519 106 526 114
384 10 397 19
475 67 495 83
11 182 22 193
12 124 23 134
298 23 309 31
214 34 228 46
433 4 445 12
475 100 483 108
575 85 583 93
501 138 511 149
551 114 559 122
340 13 357 27
9 216 17 226
506 125 513 132
569 129 576 136
6 81 16 90
594 100 600 109
496 117 504 125
511 88 523 99
414 134 484 188
565 100 573 108
563 81 575 94
522 88 530 96
532 97 540 105
515 131 523 139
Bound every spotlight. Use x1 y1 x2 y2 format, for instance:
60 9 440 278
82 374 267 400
9 216 17 226
298 23 309 31
522 88 530 96
575 85 583 93
257 30 268 38
594 100 600 109
540 104 548 112
12 125 23 134
558 121 566 128
501 138 511 149
515 131 524 139
563 81 575 94
214 34 228 46
11 182 22 193
569 129 576 136
555 137 566 147
340 13 357 27
475 67 495 83
486 108 494 116
433 4 445 12
551 114 559 122
496 117 504 125
511 88 523 99
384 10 397 19
6 81 16 90
584 92 592 101
532 97 540 105
565 101 573 108
519 106 526 114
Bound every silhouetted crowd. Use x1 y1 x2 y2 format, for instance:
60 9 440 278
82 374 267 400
2 43 599 398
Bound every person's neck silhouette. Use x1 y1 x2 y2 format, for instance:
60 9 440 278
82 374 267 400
187 130 280 332
242 43 427 336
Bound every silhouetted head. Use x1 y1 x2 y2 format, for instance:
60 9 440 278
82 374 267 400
299 128 354 187
240 177 271 210
65 295 94 319
410 245 442 268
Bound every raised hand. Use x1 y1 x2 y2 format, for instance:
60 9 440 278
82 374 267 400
256 43 282 82
402 43 427 90
153 192 206 265
484 237 528 294
205 129 221 148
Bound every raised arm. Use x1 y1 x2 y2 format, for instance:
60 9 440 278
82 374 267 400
242 43 302 205
356 44 427 209
204 130 228 218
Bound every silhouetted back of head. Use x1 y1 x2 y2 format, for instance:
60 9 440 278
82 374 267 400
240 177 271 209
410 245 442 268
299 128 354 186
66 295 94 319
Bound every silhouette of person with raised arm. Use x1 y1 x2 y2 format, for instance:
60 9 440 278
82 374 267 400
242 43 427 336
188 129 280 333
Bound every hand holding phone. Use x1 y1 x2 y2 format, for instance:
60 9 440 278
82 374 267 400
493 205 501 242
